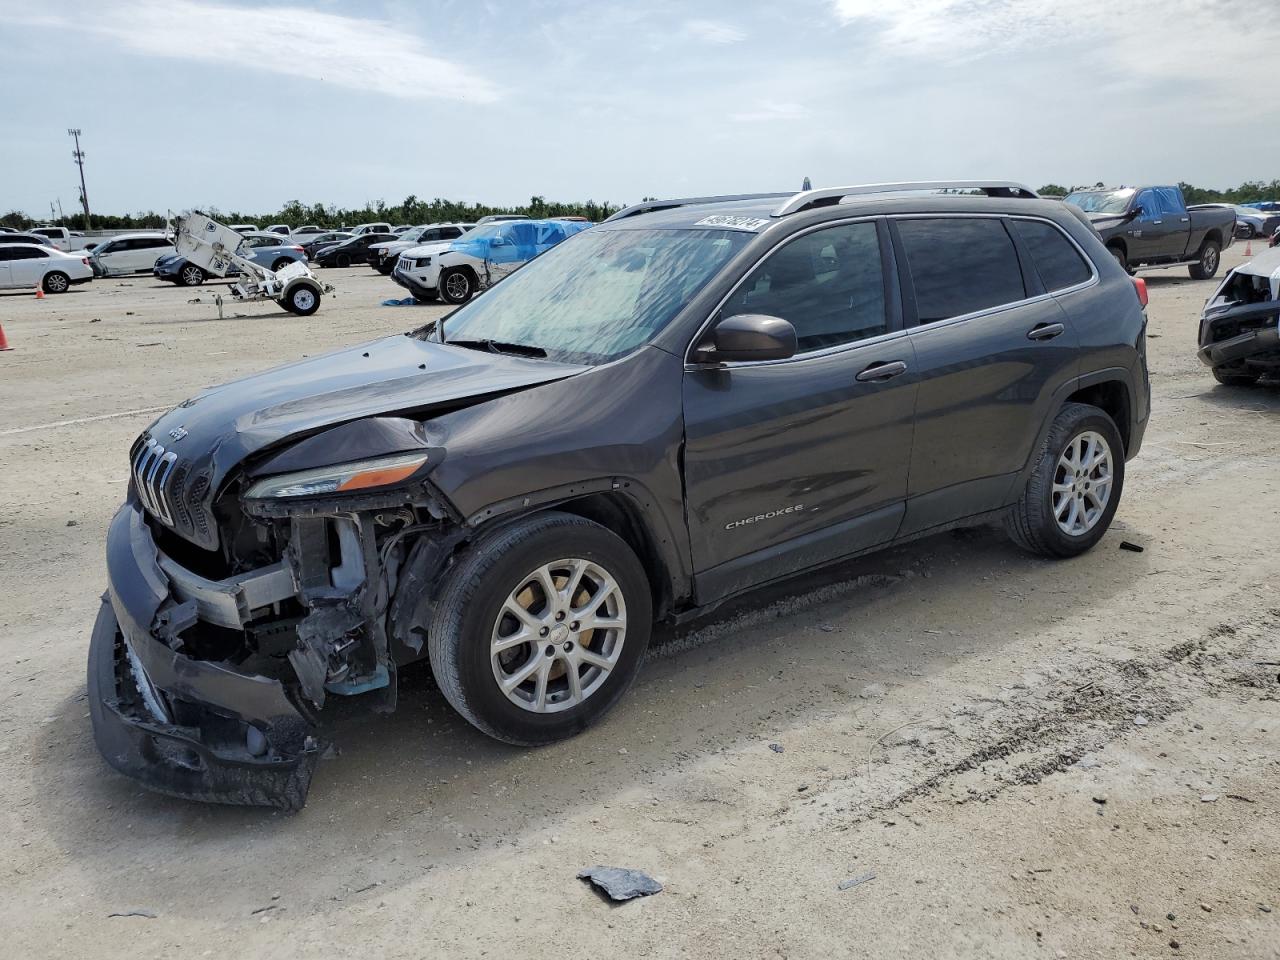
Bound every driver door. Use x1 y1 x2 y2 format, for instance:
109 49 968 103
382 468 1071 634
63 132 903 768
681 218 918 603
1130 188 1181 262
485 223 538 284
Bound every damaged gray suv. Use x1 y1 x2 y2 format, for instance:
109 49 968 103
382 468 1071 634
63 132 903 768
90 181 1151 810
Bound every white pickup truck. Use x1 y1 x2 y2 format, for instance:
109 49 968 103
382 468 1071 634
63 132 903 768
29 226 88 252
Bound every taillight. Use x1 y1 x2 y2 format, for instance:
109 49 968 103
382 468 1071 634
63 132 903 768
82 258 89 265
292 246 303 252
1132 277 1148 308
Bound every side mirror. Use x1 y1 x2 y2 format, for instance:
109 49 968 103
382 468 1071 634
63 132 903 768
1125 206 1143 223
694 313 797 364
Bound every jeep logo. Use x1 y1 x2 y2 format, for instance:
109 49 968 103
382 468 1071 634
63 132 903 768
725 504 804 530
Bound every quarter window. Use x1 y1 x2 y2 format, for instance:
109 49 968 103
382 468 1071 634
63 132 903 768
896 218 1026 324
1011 219 1092 292
722 221 888 353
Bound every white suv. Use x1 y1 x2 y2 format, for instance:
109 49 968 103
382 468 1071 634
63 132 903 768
90 233 177 276
392 219 591 304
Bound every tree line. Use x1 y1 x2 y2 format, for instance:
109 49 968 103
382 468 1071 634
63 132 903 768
6 181 1279 231
1037 181 1280 204
0 195 622 232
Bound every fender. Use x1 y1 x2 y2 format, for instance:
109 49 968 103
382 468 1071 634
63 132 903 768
1007 366 1137 498
462 475 694 611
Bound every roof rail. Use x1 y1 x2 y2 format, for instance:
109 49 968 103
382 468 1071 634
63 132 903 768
773 181 1039 217
603 193 793 223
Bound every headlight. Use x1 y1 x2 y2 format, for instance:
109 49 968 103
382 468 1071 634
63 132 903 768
244 451 429 499
415 256 432 267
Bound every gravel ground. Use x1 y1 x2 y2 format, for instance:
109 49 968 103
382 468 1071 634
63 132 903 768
0 256 1276 959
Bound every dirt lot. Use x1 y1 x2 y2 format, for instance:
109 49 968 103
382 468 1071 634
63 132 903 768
1 256 1276 959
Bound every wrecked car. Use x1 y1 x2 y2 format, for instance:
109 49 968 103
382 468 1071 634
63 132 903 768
90 181 1149 810
1198 247 1280 385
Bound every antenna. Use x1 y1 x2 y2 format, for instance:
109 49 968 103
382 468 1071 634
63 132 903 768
68 128 91 231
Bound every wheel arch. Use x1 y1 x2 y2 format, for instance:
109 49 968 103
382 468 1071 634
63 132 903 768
1012 368 1137 496
461 479 690 622
1065 377 1131 455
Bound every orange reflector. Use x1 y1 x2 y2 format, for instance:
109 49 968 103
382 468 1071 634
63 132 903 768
1133 277 1148 308
336 457 427 491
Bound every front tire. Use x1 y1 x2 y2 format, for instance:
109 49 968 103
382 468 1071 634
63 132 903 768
428 512 652 745
336 253 351 268
1005 402 1125 559
1189 239 1221 280
439 268 474 304
1108 244 1133 275
179 263 206 286
42 271 70 294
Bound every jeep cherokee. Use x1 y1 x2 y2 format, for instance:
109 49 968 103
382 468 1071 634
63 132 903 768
89 180 1150 810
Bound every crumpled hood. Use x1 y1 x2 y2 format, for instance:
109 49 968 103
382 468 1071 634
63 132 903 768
142 333 586 494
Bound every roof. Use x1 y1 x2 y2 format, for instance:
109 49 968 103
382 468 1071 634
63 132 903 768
598 181 1047 231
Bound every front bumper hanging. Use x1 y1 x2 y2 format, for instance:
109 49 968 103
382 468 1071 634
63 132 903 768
88 505 322 811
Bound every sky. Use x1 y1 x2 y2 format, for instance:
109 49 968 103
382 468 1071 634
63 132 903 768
1 0 1277 218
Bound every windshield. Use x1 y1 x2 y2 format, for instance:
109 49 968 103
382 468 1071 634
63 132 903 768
1064 190 1135 215
432 227 750 363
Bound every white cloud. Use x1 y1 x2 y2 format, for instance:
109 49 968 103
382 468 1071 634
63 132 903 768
4 0 499 103
683 18 746 44
730 100 808 123
830 0 1278 115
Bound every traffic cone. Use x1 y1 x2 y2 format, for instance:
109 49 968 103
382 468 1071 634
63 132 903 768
1245 239 1253 257
34 286 44 300
0 321 12 351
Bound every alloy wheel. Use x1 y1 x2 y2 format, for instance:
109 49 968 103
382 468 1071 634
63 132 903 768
446 272 470 300
490 558 627 713
1052 430 1113 536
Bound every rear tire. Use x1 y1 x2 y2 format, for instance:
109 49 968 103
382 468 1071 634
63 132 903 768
1005 402 1125 559
42 271 70 294
1189 239 1221 280
428 512 652 745
1212 364 1260 386
270 257 292 272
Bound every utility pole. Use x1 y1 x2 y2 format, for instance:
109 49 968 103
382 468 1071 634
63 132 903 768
68 128 90 230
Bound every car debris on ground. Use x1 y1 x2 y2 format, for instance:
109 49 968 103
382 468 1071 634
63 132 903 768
577 866 663 901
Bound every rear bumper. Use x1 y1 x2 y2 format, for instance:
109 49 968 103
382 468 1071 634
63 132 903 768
89 505 321 810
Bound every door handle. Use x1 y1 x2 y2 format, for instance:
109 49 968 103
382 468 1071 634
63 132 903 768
1152 219 1163 225
855 360 908 382
1027 322 1065 341
1180 217 1190 223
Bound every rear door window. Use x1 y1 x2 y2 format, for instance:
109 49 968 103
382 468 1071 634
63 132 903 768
722 220 888 353
1156 188 1185 217
896 218 1027 324
1010 219 1092 292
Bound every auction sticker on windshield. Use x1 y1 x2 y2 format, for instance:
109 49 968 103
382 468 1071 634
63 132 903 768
693 215 770 231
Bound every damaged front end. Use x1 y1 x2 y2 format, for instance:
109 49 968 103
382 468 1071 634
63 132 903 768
1198 252 1280 376
90 417 463 812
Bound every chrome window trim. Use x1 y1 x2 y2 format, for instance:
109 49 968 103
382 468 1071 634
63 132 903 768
684 211 1101 369
683 214 893 369
894 212 1099 334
